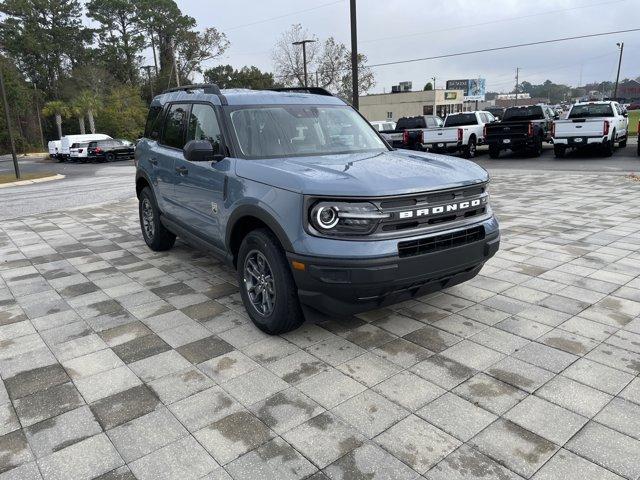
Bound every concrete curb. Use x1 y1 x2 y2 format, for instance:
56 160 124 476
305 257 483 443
0 173 65 188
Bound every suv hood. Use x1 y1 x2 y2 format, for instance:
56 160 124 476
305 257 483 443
235 150 488 197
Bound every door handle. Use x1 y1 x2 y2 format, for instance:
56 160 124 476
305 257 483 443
149 158 158 166
175 166 188 176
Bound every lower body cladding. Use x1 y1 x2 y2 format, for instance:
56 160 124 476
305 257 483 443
288 217 499 316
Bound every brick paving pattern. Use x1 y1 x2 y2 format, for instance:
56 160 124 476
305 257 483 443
0 172 639 479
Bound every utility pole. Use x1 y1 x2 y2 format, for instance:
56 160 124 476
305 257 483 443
614 42 624 100
514 67 520 106
0 63 20 179
350 0 359 109
32 82 45 151
292 39 316 88
142 66 154 98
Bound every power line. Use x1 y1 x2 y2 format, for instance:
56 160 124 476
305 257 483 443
366 28 640 69
359 0 625 44
225 0 344 31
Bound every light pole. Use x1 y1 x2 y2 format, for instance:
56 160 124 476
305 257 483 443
350 0 359 109
292 39 316 88
614 42 624 100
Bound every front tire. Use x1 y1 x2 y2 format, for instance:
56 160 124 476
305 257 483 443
138 187 176 251
619 137 627 148
554 145 566 158
237 228 304 335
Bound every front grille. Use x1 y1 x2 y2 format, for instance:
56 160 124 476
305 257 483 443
373 184 489 235
398 226 485 258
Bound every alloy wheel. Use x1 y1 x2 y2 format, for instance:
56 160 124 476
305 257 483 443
243 250 276 316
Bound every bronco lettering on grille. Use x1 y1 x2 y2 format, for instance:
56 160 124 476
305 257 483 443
397 198 486 219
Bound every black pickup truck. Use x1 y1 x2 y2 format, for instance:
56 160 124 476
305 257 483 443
381 115 443 150
484 105 556 158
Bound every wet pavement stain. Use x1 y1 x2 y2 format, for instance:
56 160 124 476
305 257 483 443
441 447 515 479
468 380 515 398
282 361 325 384
487 368 534 390
255 391 317 428
504 421 555 465
543 336 587 355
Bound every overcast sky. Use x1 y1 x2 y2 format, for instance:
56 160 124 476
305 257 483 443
174 0 639 93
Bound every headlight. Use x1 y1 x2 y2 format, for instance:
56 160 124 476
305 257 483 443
309 201 390 236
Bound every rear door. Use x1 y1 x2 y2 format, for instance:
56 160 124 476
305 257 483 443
151 103 190 217
172 102 229 248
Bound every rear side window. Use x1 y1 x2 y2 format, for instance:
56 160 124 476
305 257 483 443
144 106 164 139
161 104 188 149
186 104 223 154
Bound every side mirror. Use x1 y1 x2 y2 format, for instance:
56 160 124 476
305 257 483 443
183 139 223 162
623 112 628 118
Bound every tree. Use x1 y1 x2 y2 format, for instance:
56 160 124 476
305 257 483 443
423 82 433 91
96 85 146 139
175 27 229 81
70 103 86 134
0 0 92 96
204 65 278 89
73 90 102 134
42 101 70 139
272 26 375 100
272 24 319 87
86 0 145 85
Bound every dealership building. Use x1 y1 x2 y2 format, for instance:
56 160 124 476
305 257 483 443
358 79 485 122
358 89 465 122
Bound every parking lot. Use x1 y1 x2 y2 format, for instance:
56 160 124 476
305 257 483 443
1 158 639 479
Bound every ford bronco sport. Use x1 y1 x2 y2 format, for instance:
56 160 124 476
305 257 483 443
135 84 500 334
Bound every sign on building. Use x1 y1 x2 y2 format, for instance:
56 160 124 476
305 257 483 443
446 78 486 101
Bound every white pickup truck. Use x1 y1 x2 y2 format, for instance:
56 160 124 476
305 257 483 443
552 101 628 157
421 111 496 158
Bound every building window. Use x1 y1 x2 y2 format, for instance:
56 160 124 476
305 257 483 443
386 111 393 119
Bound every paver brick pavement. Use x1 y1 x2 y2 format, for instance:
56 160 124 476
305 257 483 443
1 172 640 478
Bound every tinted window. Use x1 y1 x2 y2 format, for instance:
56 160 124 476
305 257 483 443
144 106 164 139
161 104 188 149
444 113 477 127
396 117 426 129
186 104 222 156
503 106 545 121
568 104 614 118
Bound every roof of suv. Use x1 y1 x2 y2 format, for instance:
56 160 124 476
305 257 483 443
151 87 346 108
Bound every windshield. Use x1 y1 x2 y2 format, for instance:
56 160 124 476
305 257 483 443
444 113 477 127
229 105 387 158
503 106 544 121
569 104 614 118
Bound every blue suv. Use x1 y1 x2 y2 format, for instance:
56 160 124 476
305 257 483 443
135 84 500 334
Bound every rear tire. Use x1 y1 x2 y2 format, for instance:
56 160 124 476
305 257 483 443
602 136 614 157
554 145 566 158
237 228 304 335
462 137 477 159
139 187 176 251
106 153 115 162
531 136 543 157
489 145 500 159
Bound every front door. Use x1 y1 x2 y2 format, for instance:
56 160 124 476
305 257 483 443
172 103 228 249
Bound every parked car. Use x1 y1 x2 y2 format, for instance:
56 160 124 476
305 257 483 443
69 142 89 162
485 107 505 121
552 101 628 157
48 140 61 161
59 134 112 161
370 120 396 132
627 102 640 111
484 104 556 158
381 115 443 149
87 139 135 162
135 84 500 334
422 111 496 158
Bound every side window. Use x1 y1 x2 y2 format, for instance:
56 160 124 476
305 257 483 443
186 104 223 155
144 105 164 139
161 104 188 149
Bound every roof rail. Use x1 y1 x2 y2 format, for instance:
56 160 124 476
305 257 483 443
269 87 334 97
163 83 227 105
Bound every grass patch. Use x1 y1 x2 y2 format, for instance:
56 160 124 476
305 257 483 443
0 171 55 184
628 110 640 135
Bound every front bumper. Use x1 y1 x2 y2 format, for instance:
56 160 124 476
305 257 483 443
288 219 500 316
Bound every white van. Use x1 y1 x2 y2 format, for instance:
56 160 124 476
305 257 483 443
48 140 61 160
60 134 112 161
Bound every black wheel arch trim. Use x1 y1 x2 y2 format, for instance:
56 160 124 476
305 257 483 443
135 171 153 199
226 205 294 253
